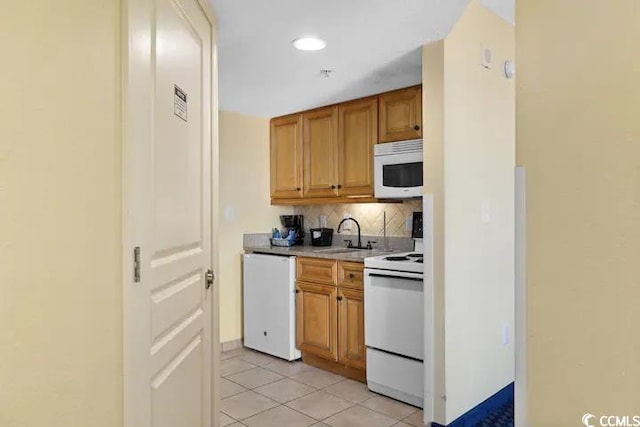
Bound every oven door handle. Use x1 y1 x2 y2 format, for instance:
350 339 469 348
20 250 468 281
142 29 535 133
368 273 423 282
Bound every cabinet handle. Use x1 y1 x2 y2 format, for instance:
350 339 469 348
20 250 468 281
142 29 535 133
337 296 343 301
414 125 420 131
296 187 301 191
349 273 355 279
331 185 336 189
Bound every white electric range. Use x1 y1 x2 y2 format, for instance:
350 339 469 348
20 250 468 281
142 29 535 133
364 238 424 408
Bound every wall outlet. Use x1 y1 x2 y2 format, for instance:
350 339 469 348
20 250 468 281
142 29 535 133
342 213 352 230
502 324 510 345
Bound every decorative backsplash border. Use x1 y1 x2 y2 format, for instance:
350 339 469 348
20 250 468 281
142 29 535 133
294 199 422 238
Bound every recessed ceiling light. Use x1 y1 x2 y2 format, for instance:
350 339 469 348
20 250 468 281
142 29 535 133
292 37 326 51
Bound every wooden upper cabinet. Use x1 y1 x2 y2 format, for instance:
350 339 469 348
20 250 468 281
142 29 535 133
270 114 303 199
338 97 377 197
303 106 339 198
296 281 338 361
378 85 423 143
338 288 366 370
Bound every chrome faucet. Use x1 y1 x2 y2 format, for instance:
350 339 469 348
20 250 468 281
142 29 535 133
337 217 375 249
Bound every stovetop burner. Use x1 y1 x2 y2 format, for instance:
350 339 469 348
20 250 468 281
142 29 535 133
415 259 423 263
407 253 422 258
384 256 410 261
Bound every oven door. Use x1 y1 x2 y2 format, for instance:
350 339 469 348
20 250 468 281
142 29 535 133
374 151 424 198
364 268 424 360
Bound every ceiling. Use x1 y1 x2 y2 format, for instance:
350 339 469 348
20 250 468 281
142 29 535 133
210 0 514 117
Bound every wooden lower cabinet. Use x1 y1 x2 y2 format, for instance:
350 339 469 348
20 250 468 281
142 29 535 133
296 281 338 361
296 258 366 382
338 287 366 370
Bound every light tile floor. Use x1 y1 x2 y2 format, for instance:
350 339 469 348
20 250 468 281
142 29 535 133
220 347 423 427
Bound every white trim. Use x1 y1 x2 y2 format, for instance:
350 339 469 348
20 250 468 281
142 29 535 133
515 167 527 427
423 194 435 425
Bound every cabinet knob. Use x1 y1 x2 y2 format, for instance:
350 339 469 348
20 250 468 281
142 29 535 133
414 125 420 131
337 296 343 301
295 289 300 294
331 185 336 189
337 184 342 189
296 187 301 191
349 273 355 279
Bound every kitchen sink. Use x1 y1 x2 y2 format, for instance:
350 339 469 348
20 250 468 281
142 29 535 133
312 248 361 254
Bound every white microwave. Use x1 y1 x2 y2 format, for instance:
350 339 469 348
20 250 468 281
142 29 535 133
374 139 423 199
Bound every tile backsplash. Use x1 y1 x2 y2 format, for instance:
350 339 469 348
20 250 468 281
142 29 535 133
294 199 422 237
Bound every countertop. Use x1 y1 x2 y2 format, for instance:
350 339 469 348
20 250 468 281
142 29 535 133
243 244 403 262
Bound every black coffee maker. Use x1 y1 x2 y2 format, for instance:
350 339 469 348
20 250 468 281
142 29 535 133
280 215 305 245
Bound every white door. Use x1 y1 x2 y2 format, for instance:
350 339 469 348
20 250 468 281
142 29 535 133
123 0 216 426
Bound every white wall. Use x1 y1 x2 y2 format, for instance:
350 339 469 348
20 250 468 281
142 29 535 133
218 111 293 343
423 1 515 423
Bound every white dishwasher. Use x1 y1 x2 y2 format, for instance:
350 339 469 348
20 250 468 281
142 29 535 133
243 253 301 361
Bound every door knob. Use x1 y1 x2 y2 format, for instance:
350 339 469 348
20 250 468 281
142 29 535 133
205 269 214 290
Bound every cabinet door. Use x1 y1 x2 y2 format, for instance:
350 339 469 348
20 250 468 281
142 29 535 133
271 114 303 199
296 281 338 361
338 288 366 370
338 97 377 197
379 85 422 143
303 106 339 198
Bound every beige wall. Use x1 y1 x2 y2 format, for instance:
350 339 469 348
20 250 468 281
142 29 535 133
218 111 292 343
517 1 640 425
0 1 122 426
423 1 515 423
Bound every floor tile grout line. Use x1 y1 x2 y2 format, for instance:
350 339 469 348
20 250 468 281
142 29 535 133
222 393 280 423
223 366 282 387
354 400 419 421
221 362 258 377
251 379 321 405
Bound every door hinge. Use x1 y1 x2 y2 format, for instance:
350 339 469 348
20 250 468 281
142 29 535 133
133 246 141 283
205 269 214 290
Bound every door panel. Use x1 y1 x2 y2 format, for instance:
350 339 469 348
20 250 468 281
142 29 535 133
150 0 212 425
271 114 303 199
338 97 377 197
125 0 213 424
338 288 366 370
379 86 422 143
296 281 338 360
303 107 339 198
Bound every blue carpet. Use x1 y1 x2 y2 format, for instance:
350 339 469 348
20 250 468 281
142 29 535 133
473 401 514 427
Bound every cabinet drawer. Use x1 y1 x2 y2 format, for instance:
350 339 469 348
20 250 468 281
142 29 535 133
338 261 364 289
297 257 337 285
